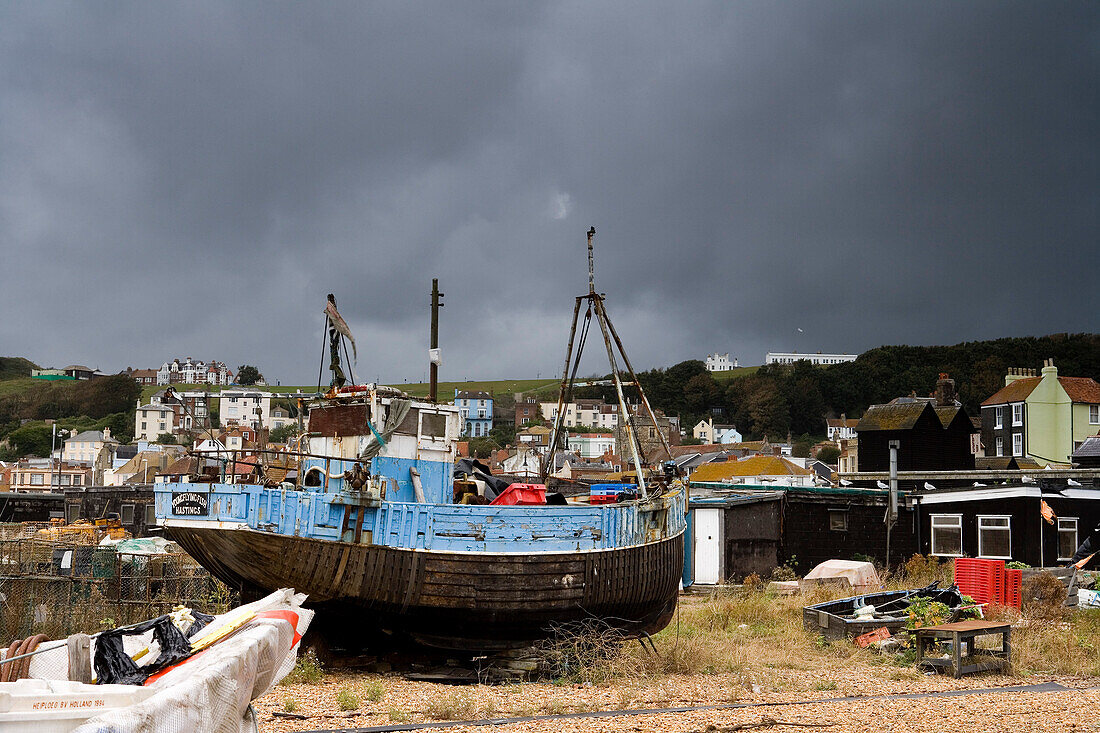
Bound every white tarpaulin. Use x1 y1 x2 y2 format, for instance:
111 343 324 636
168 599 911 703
1 589 312 733
801 559 882 593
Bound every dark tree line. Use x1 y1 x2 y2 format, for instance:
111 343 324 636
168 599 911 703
575 333 1100 442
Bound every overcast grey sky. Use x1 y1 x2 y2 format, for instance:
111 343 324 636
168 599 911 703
1 2 1096 385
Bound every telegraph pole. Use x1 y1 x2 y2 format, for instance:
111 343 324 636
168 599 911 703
429 279 443 402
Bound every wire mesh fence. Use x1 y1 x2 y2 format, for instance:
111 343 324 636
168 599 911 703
0 531 234 642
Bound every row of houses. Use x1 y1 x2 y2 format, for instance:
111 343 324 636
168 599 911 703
828 363 1100 476
134 387 297 441
123 358 236 386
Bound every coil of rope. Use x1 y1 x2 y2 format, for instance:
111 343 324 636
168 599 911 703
1 634 50 682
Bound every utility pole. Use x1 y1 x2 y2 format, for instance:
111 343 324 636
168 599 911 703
429 278 443 402
887 439 900 567
51 423 59 492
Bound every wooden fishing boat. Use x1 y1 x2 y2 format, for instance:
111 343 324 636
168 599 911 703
156 230 687 650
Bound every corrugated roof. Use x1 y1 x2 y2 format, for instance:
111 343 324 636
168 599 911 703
855 402 929 431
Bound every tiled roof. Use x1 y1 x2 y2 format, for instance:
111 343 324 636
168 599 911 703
690 456 810 482
455 391 492 400
1073 436 1100 458
669 443 733 458
855 402 929 432
1059 377 1100 404
826 419 860 428
981 378 1041 406
933 405 962 429
67 430 119 444
982 375 1100 406
160 456 198 476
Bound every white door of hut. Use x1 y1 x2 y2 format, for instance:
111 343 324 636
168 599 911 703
694 508 722 584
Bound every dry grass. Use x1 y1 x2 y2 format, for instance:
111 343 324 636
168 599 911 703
424 690 481 721
281 650 324 685
335 686 360 711
552 561 1100 690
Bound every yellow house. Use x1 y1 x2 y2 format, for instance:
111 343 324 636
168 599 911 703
980 360 1100 466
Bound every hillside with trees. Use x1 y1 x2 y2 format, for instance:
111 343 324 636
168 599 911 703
0 368 141 459
576 333 1100 442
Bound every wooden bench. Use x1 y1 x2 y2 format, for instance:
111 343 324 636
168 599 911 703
914 620 1011 678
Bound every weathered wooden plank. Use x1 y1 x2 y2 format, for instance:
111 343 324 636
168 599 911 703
165 523 684 647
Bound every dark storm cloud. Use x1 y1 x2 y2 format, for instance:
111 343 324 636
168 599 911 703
1 2 1096 384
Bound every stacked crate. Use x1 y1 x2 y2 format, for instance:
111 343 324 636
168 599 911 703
1003 568 1023 609
953 558 1022 609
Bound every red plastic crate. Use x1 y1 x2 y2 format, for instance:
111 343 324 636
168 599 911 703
1002 568 1023 609
489 483 547 506
953 558 1006 605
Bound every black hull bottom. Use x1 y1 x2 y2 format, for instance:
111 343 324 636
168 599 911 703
166 525 683 650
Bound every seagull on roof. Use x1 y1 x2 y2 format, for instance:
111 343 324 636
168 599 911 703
876 480 889 490
924 481 937 490
839 478 852 486
973 482 987 487
1068 478 1083 487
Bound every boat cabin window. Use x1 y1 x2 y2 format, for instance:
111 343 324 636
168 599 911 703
421 411 448 439
396 407 420 436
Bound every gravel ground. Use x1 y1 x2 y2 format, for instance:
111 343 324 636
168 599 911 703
255 668 1100 732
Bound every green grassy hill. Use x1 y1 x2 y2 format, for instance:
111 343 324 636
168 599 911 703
710 365 760 382
0 357 38 381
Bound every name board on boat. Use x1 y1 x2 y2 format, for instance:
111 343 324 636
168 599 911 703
172 491 209 516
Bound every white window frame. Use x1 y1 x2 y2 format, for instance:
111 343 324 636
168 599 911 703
1012 433 1023 457
1091 404 1100 425
994 406 1003 429
1058 517 1078 562
977 515 1012 560
995 437 1003 457
930 514 963 557
1011 403 1023 427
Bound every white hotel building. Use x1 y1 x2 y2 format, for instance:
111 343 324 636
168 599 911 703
765 352 858 366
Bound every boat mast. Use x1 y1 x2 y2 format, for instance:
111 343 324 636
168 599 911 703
430 278 443 402
326 293 347 389
543 228 670 495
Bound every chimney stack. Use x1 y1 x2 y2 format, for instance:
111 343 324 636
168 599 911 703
934 373 956 406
